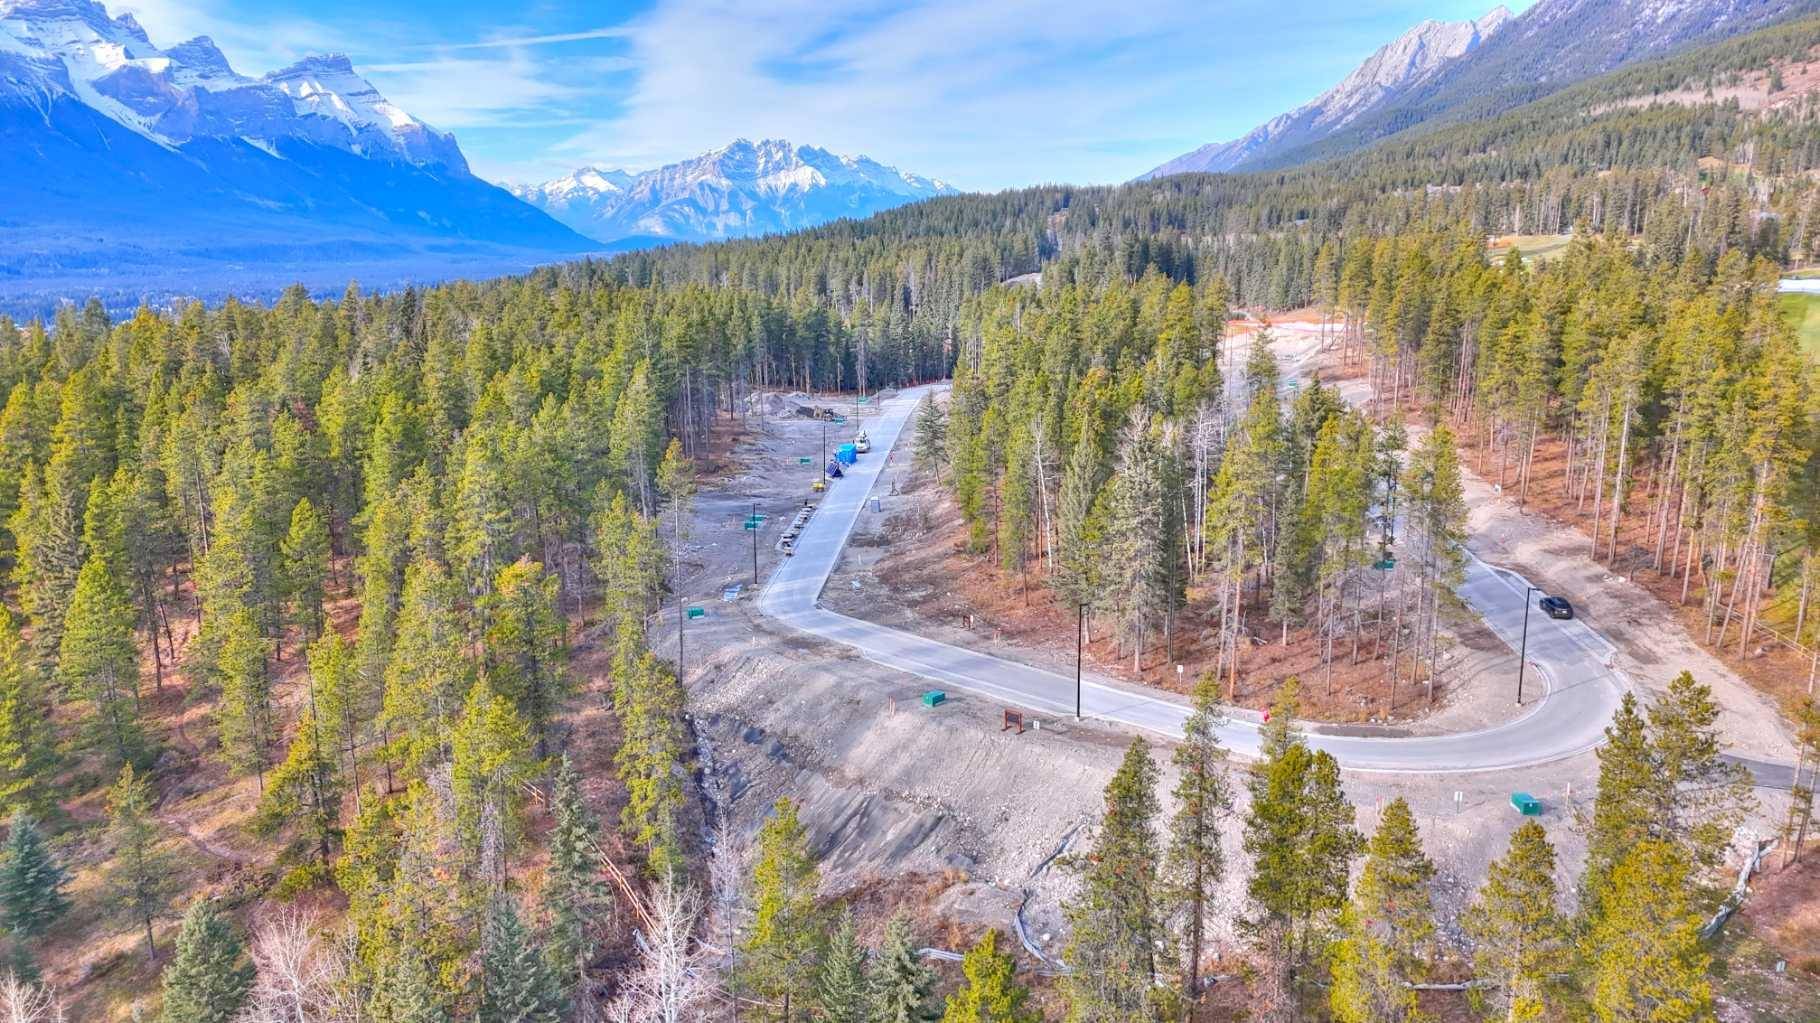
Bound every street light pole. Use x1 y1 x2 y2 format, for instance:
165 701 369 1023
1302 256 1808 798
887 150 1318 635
1076 603 1085 720
1517 585 1538 706
751 500 759 585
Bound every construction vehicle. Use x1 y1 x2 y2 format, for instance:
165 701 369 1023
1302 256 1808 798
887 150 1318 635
854 430 871 454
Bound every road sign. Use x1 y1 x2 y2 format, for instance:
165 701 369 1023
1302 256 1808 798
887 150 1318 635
857 396 870 405
1373 557 1396 571
686 606 705 620
743 521 758 531
798 456 812 465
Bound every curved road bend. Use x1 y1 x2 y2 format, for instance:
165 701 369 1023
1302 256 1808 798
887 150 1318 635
757 385 1627 774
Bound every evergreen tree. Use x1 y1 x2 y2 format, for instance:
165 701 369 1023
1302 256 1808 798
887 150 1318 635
1243 680 1362 1004
448 682 536 879
1463 821 1567 1022
1585 840 1712 1023
742 798 823 1022
478 895 563 1023
541 756 608 998
158 899 253 1023
914 396 948 479
375 949 454 1023
1647 670 1754 872
382 558 472 773
251 694 343 866
482 558 568 757
1164 672 1232 1004
104 764 176 960
216 604 277 785
1329 799 1436 1023
870 911 936 1023
56 554 148 770
940 929 1037 1023
278 496 331 640
817 907 868 1023
1581 693 1662 918
0 811 69 978
0 606 57 816
1062 738 1162 1021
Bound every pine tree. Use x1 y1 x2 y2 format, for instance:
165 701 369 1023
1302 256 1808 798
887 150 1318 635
56 554 148 770
1647 670 1754 872
104 764 176 960
1329 798 1436 1023
871 911 936 1023
216 603 277 785
251 694 343 866
1581 693 1661 919
0 605 57 816
382 558 472 773
448 682 536 879
541 756 608 997
158 899 253 1023
1463 821 1566 1022
478 895 563 1023
941 929 1037 1023
817 907 868 1023
1164 672 1231 1004
482 558 568 756
278 496 331 640
375 948 453 1023
1585 840 1712 1023
1243 680 1362 1007
0 813 68 940
1062 738 1162 1022
742 798 823 1021
914 396 948 479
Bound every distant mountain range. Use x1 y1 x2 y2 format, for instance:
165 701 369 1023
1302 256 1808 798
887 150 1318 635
512 139 959 246
1144 0 1820 179
0 0 593 314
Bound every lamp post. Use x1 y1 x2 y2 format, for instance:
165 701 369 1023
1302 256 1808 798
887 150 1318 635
1075 603 1085 720
751 500 759 585
1517 586 1538 706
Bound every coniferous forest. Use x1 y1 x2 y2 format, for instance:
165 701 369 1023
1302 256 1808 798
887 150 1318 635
4 10 1820 1023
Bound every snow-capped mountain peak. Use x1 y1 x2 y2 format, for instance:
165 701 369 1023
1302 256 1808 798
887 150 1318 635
1141 5 1510 178
514 138 958 245
0 0 465 170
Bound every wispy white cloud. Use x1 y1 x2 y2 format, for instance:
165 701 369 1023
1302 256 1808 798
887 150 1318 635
362 53 585 129
437 26 634 49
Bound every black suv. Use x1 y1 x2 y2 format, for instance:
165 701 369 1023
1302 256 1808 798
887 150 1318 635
1538 595 1574 620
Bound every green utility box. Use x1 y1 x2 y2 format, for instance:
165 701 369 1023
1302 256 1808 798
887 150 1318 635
921 690 947 708
1510 792 1542 816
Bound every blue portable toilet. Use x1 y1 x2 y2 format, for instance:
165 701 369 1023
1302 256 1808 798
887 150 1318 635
836 443 858 465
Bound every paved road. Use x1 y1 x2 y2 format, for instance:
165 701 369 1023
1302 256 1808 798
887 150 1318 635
758 386 1629 773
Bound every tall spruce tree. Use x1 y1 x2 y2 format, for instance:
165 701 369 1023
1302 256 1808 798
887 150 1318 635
1164 672 1232 1004
742 798 823 1022
1243 680 1362 1009
0 606 57 816
0 813 68 940
1062 738 1163 1021
1463 821 1567 1022
817 907 868 1023
158 900 253 1023
478 895 563 1023
104 763 176 960
278 496 331 641
1329 798 1436 1023
871 911 936 1023
541 756 608 998
57 554 148 770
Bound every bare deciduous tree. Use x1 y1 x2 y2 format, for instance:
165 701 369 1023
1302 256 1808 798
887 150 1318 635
0 975 64 1023
606 879 715 1023
233 910 359 1023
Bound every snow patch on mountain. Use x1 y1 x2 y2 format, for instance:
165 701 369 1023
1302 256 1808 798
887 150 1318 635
0 0 464 169
514 138 959 244
1142 6 1511 178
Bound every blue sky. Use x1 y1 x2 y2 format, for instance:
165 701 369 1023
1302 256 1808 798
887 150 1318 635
115 0 1534 190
